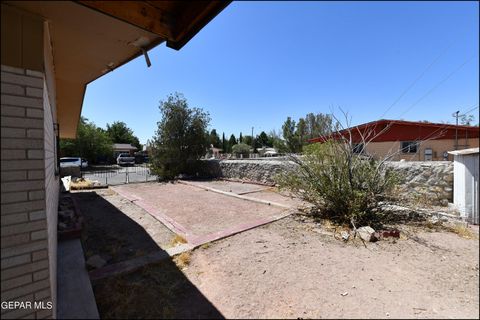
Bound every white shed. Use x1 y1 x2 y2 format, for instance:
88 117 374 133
448 148 479 224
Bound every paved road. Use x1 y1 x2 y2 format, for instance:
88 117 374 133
82 165 157 185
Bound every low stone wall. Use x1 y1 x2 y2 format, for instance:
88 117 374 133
203 159 296 185
204 159 454 205
385 161 453 206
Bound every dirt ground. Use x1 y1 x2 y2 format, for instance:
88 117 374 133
183 216 479 319
73 189 175 263
76 184 479 319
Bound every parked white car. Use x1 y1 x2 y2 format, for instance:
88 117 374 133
60 157 88 168
116 153 135 166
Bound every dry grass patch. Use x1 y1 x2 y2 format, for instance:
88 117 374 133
174 252 191 269
170 234 188 247
70 179 93 190
445 223 477 239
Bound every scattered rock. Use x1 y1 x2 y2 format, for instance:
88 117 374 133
341 292 348 296
86 255 107 269
341 231 350 241
357 226 376 242
429 216 440 224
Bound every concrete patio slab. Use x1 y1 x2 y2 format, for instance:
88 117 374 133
245 189 305 207
184 179 271 194
112 182 295 247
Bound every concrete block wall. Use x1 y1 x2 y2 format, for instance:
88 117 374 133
1 65 53 319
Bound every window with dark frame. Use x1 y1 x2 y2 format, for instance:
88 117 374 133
401 141 418 153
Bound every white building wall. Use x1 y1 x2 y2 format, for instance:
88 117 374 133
453 153 479 224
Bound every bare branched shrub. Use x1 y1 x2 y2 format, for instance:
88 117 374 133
276 113 399 227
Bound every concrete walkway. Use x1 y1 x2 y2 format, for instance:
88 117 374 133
57 239 99 319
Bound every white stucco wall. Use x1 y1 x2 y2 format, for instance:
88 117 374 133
453 153 479 224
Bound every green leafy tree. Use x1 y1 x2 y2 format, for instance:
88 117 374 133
282 117 301 153
150 93 210 180
257 131 271 147
208 129 221 148
228 134 237 152
60 117 113 164
296 118 307 146
231 143 251 157
273 138 289 153
239 132 243 143
305 112 334 139
243 135 253 146
222 132 227 153
106 121 142 150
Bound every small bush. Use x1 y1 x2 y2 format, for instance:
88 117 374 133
231 143 251 157
276 141 398 226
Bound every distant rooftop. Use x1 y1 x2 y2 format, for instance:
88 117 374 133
113 143 137 150
309 119 480 143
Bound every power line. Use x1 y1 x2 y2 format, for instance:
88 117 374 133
396 54 475 119
379 42 454 119
409 103 479 147
461 104 479 116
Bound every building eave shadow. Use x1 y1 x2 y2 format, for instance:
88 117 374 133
72 191 224 319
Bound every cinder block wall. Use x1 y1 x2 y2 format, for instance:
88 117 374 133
1 65 53 319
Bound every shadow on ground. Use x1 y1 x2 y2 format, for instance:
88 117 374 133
73 191 223 319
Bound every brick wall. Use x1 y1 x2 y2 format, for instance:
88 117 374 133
1 65 53 319
43 71 59 318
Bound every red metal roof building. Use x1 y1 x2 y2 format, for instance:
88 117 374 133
309 119 480 161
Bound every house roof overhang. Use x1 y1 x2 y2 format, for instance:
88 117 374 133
3 1 230 138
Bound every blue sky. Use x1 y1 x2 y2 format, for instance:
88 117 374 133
82 1 479 144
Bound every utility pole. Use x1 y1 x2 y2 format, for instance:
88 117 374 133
452 110 459 150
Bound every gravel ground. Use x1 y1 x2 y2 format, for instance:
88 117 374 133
183 216 479 319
